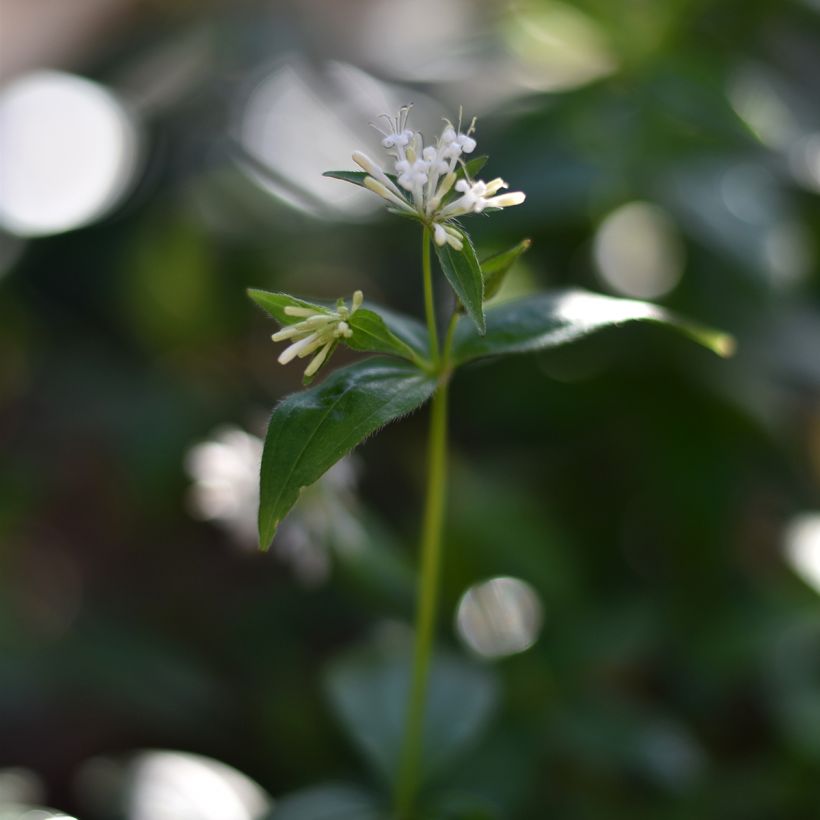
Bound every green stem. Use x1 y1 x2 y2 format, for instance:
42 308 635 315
395 232 459 818
395 373 449 819
421 227 440 365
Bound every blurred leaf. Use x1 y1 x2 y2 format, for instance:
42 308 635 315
480 239 532 302
324 644 498 789
452 289 735 365
436 234 485 335
429 792 501 820
259 359 436 547
265 783 384 820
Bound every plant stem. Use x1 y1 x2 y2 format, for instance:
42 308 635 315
395 374 449 819
395 231 458 818
421 227 440 365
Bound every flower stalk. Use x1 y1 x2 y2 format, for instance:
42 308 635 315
395 229 458 819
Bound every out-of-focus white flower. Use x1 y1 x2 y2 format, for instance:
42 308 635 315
271 290 363 379
185 426 362 585
347 106 525 249
274 457 365 586
185 426 262 546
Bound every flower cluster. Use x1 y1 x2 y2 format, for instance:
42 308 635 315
351 106 525 250
272 291 363 379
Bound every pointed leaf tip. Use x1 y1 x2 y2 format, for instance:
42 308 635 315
257 358 437 544
452 289 735 365
480 237 532 302
706 331 736 358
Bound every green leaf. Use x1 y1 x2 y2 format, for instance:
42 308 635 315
451 289 736 366
323 169 401 189
374 305 430 355
480 239 532 301
263 784 385 820
322 170 370 188
247 289 330 326
435 233 485 334
458 155 489 180
259 358 437 547
248 289 429 362
346 309 426 365
324 644 498 788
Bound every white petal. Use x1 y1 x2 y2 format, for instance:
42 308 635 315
304 341 333 378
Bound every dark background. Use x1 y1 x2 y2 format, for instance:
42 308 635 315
1 0 819 817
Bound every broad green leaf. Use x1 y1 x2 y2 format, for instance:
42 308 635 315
248 289 429 361
346 308 425 365
259 358 436 547
263 784 385 820
481 239 532 301
324 644 498 788
451 289 735 366
435 233 485 335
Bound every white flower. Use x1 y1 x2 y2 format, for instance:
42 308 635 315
349 105 525 249
185 425 263 546
275 456 364 586
272 290 363 379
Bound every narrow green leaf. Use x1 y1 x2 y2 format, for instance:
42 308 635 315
322 170 370 188
346 308 425 364
458 155 489 180
481 238 532 301
259 358 436 547
435 233 485 335
323 169 401 189
451 289 736 365
325 644 497 788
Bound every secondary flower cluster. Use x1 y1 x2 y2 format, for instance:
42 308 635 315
272 291 363 379
352 106 525 250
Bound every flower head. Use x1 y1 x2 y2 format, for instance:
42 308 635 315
272 290 363 379
347 106 525 249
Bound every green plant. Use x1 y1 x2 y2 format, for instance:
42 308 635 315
248 107 732 819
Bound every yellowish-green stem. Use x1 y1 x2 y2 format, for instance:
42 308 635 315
394 230 458 819
421 227 440 365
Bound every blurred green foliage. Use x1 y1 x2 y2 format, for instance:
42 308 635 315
1 0 819 818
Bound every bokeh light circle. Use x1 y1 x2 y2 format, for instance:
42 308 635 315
455 576 543 659
0 70 139 237
784 512 820 594
593 201 684 299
